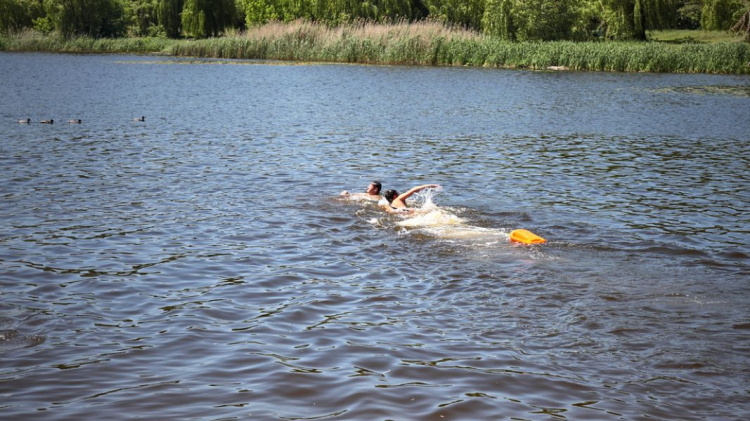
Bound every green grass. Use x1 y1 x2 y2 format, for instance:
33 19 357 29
2 24 750 74
648 29 745 43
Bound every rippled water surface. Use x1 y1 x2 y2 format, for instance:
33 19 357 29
1 53 749 420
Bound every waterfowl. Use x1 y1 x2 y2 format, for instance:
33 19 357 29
133 116 145 122
40 119 54 124
18 119 30 124
68 119 82 124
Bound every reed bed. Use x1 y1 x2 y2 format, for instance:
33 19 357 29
0 30 176 54
168 20 750 74
3 22 749 74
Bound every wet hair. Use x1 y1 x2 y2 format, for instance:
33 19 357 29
371 180 382 194
383 189 399 203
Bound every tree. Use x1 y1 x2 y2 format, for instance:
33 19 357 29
599 0 679 39
512 0 580 41
676 0 702 29
731 6 749 40
482 0 515 39
125 0 160 36
42 0 126 37
157 0 183 37
702 0 744 30
421 0 486 30
241 0 281 25
0 0 27 32
181 0 237 38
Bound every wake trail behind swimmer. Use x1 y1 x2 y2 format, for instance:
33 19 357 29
383 185 512 241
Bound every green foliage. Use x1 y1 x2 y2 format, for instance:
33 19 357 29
1 0 25 33
482 0 515 39
676 0 702 29
239 0 428 27
42 0 127 37
421 0 485 29
732 5 750 40
182 0 237 38
1 0 44 32
701 0 744 30
241 0 280 25
124 0 160 36
32 16 54 33
600 0 681 39
4 0 748 43
157 0 183 37
512 0 581 41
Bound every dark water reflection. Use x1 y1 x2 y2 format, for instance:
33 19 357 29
1 53 749 419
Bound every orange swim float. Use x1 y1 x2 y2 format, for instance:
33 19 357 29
510 229 546 245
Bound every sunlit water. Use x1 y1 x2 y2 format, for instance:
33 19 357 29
1 53 749 419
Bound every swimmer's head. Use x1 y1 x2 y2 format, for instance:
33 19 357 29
368 181 382 195
383 189 399 203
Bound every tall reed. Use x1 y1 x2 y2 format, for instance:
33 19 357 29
0 30 175 54
2 23 749 74
167 20 750 74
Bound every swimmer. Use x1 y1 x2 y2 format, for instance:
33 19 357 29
340 180 382 201
381 184 440 215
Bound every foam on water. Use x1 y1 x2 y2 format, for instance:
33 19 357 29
397 209 464 227
393 189 511 242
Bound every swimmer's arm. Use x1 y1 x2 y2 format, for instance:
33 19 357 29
395 184 440 202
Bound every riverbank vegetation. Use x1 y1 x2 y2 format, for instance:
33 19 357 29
1 0 749 74
166 20 750 73
2 21 748 74
1 0 748 41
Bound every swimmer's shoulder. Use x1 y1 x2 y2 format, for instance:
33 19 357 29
342 192 383 202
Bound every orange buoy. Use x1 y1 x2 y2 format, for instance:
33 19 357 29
510 229 546 245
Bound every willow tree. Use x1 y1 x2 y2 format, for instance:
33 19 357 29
702 0 744 30
157 0 182 37
181 0 237 37
732 4 750 40
422 0 486 30
42 0 126 37
125 0 159 36
511 0 580 40
482 0 515 39
240 0 427 26
600 0 678 39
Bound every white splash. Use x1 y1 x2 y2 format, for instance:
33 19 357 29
397 210 464 228
396 201 510 241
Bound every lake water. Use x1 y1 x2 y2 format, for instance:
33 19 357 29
1 52 749 420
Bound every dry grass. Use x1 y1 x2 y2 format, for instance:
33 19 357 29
240 19 478 44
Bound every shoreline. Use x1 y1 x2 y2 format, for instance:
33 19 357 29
2 24 749 75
